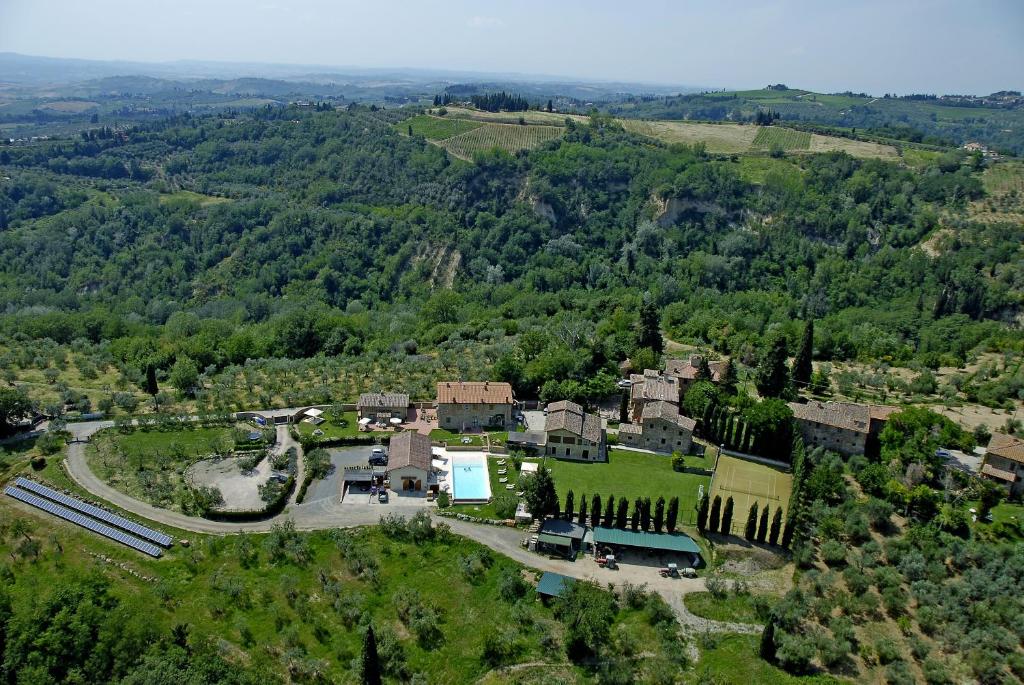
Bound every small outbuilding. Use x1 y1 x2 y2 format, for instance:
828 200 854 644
357 392 410 423
591 526 703 567
536 571 574 601
386 431 434 493
536 519 588 557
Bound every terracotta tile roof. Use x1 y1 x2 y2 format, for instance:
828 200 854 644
357 392 410 409
641 401 697 431
387 431 433 472
436 381 513 405
545 401 603 443
789 400 873 433
988 433 1024 465
982 463 1017 482
665 355 727 382
629 371 679 403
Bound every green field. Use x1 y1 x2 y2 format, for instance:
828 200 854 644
694 633 841 685
708 455 792 536
439 123 564 160
541 449 710 526
683 591 770 624
751 127 812 151
400 114 483 140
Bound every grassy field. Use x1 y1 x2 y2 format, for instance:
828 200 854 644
751 127 812 151
432 106 587 126
620 119 758 153
541 449 710 526
85 425 238 510
692 633 841 685
708 455 792 536
158 190 232 206
439 123 563 159
399 114 483 140
807 133 900 159
683 591 770 624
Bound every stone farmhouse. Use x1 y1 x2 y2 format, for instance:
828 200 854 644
981 432 1024 496
665 355 728 395
436 381 514 431
618 400 696 454
788 400 897 458
356 392 410 422
628 370 681 422
543 400 606 462
387 430 435 493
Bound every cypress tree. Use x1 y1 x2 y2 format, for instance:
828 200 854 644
603 495 615 527
145 363 158 395
666 496 679 532
619 392 629 424
769 508 783 546
590 493 601 530
709 496 722 533
564 490 574 521
745 503 759 541
754 333 792 399
631 498 641 531
361 625 382 685
653 496 665 533
577 493 588 527
696 494 709 532
407 124 413 136
757 505 770 542
637 296 664 353
615 498 628 529
721 497 734 536
792 319 814 388
759 619 777 662
640 497 652 531
720 360 737 395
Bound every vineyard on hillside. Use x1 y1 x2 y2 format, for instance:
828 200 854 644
438 123 564 159
751 126 812 150
399 114 482 140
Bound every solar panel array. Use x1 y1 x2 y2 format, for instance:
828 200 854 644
14 478 173 547
5 486 163 558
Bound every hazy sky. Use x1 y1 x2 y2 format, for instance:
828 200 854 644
2 0 1022 93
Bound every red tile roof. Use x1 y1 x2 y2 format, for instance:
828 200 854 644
436 381 513 405
988 432 1024 465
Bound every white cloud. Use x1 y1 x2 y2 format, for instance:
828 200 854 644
467 15 503 29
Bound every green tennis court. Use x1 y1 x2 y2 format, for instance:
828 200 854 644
709 455 792 536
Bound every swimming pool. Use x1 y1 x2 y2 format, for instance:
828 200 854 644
451 455 491 502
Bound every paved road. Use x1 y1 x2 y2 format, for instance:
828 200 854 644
56 415 757 632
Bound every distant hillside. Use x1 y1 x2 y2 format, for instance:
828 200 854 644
604 87 1024 155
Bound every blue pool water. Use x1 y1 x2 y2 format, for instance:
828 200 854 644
452 460 491 501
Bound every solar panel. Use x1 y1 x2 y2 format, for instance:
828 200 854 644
14 477 173 547
5 486 163 558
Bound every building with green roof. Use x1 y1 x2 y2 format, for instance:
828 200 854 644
591 527 703 566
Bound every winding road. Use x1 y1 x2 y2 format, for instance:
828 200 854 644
53 416 760 634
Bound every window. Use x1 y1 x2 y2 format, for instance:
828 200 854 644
549 435 561 444
565 448 570 457
583 450 589 459
661 438 666 444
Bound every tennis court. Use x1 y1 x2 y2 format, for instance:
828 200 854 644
709 455 792 536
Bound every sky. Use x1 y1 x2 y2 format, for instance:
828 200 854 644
1 0 1022 94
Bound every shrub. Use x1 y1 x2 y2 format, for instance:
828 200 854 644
493 495 517 519
776 631 815 673
705 576 728 599
480 627 515 667
820 540 847 566
922 657 951 685
497 568 529 603
436 491 450 508
874 637 900 664
885 660 915 685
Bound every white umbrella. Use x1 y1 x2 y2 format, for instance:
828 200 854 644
389 417 402 425
358 417 372 425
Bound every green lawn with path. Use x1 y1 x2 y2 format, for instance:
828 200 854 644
684 591 771 624
429 429 485 446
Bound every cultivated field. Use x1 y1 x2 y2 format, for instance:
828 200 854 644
400 114 482 140
431 106 587 126
709 455 792 536
808 132 900 159
751 126 811 151
620 119 758 153
439 122 563 159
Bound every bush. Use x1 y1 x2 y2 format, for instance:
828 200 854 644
922 657 951 685
820 540 847 566
30 456 46 471
776 631 815 673
705 576 728 599
436 491 450 508
885 660 914 685
493 495 517 519
497 568 529 603
480 627 515 667
874 637 900 665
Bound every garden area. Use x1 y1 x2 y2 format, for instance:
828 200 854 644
429 429 486 447
541 449 711 527
85 423 264 512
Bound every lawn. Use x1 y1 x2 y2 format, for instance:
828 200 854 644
708 455 792 537
296 410 362 439
684 591 770 624
85 425 237 510
693 634 841 685
429 429 485 446
398 114 482 140
541 449 711 527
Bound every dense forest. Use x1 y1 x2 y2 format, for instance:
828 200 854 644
0 103 1021 411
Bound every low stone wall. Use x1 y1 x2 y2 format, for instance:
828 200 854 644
435 510 517 526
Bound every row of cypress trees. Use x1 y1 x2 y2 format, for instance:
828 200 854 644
560 490 684 534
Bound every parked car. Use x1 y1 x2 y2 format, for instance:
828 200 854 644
369 448 388 466
681 567 697 578
616 379 634 389
377 490 388 503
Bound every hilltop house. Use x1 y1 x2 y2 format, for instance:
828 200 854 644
617 401 696 454
665 355 728 395
543 400 606 462
357 392 410 423
386 431 435 493
788 400 897 458
981 432 1024 496
436 381 514 431
628 370 680 422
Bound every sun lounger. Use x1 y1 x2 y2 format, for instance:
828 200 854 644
506 484 514 490
499 477 508 483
